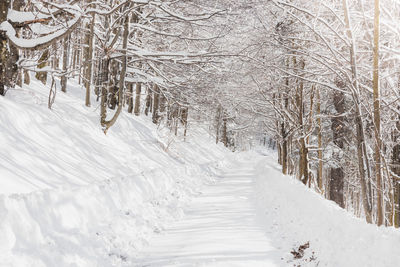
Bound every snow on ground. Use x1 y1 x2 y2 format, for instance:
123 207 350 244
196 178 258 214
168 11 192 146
134 156 282 267
1 78 400 267
0 79 229 266
134 150 400 267
254 151 400 267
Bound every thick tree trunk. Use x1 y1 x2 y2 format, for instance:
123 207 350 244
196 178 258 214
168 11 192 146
159 93 166 114
127 83 134 113
23 69 30 85
0 0 9 96
0 0 18 95
13 0 23 88
355 107 373 223
35 49 49 85
330 88 346 208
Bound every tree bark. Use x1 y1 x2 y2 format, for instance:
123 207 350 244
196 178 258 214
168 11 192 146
182 107 189 139
373 0 383 226
127 83 134 113
330 86 346 208
215 105 222 144
0 0 18 95
281 58 290 175
0 0 9 96
222 115 228 147
296 59 308 185
134 83 142 116
342 0 373 223
152 84 160 124
61 37 69 93
85 14 95 107
145 88 151 116
392 141 400 228
101 14 129 133
317 88 323 192
35 49 49 85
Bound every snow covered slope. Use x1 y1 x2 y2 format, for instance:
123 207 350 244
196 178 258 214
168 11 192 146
0 80 228 267
2 79 400 267
254 152 400 267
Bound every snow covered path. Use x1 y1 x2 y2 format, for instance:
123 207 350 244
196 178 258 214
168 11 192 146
134 159 282 267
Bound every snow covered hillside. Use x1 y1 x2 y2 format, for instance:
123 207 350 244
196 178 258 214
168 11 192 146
1 80 400 267
0 80 228 266
133 150 400 267
254 154 400 267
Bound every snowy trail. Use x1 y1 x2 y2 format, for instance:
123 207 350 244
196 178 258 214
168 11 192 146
134 159 282 267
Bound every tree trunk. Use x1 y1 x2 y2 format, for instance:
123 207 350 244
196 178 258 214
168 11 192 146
13 0 23 88
317 88 323 192
145 88 151 116
0 0 9 95
35 49 49 85
373 0 383 226
85 14 95 107
330 87 346 208
51 42 58 70
23 69 30 85
392 141 400 228
222 114 228 147
127 83 134 113
215 105 222 144
296 59 308 185
134 82 142 116
101 14 129 134
182 107 189 139
343 0 373 223
152 84 160 124
281 59 290 175
61 37 69 93
0 0 18 95
281 122 288 175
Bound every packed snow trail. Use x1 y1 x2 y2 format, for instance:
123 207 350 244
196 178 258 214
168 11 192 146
134 158 282 267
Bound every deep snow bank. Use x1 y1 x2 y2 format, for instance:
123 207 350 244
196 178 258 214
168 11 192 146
254 152 400 267
0 79 229 266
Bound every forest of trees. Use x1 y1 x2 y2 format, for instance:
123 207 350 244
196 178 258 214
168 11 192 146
1 0 400 228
